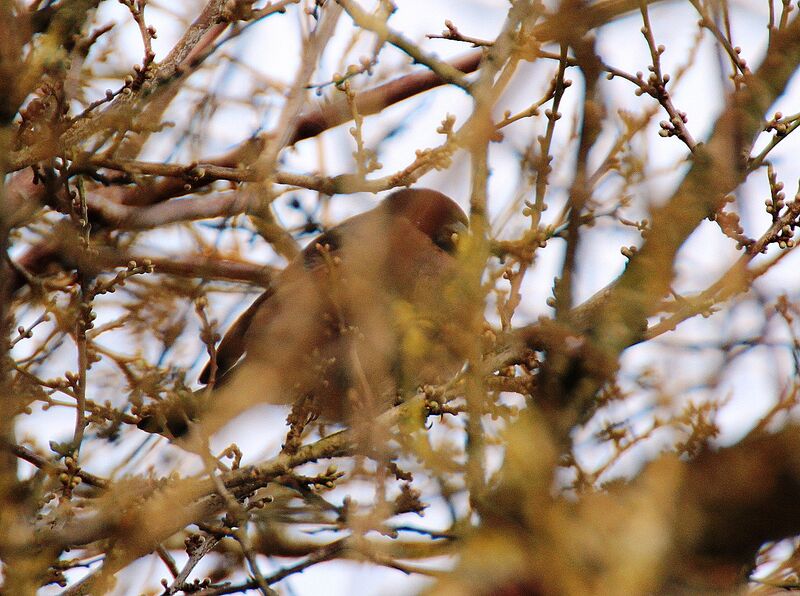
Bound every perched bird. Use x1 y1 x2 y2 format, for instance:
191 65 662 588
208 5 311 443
139 188 471 438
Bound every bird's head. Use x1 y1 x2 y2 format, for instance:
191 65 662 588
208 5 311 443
382 188 468 254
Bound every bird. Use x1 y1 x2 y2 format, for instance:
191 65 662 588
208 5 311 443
137 188 471 438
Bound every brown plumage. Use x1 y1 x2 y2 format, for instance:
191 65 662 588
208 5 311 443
139 188 469 437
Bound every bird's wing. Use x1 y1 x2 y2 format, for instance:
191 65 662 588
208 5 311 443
197 219 355 387
198 287 274 385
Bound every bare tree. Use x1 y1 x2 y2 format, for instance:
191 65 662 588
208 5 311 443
3 0 800 594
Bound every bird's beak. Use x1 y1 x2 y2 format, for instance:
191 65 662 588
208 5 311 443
435 219 468 254
449 219 469 246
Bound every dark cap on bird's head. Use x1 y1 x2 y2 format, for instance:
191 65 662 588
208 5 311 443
382 188 468 254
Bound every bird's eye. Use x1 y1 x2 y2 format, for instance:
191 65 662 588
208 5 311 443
433 237 450 253
433 231 455 253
